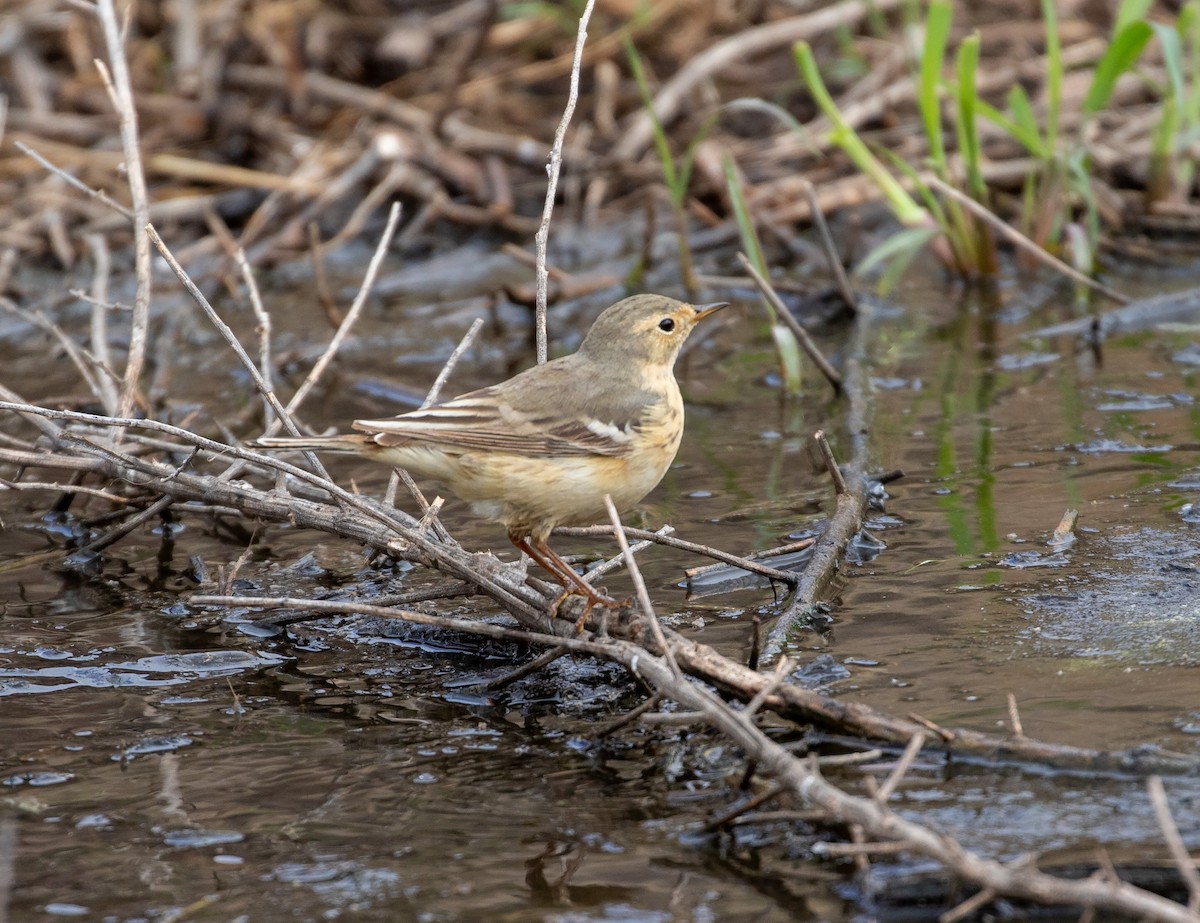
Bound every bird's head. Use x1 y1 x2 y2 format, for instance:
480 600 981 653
577 294 727 369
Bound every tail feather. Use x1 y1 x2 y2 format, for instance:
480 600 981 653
252 434 373 454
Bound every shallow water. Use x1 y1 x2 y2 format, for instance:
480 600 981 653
2 241 1200 921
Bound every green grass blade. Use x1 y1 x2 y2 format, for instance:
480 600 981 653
977 95 1045 158
794 41 928 227
1040 0 1062 152
624 37 678 195
723 154 767 283
919 0 954 173
1114 0 1154 34
954 32 985 201
855 224 940 279
1083 21 1152 118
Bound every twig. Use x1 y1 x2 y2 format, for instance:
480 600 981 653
875 733 924 803
814 430 847 495
925 176 1129 304
1147 776 1200 912
84 233 120 415
1007 693 1026 739
79 494 174 554
591 691 663 738
939 888 998 923
559 524 798 586
13 140 132 218
800 178 858 313
233 247 275 431
144 223 332 481
280 202 402 422
94 0 152 420
604 495 677 674
766 286 874 658
422 317 484 409
737 252 842 395
481 646 569 691
702 783 787 833
533 0 596 365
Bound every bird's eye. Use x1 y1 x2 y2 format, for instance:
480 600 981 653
657 317 676 333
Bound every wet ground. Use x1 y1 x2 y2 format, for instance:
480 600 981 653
2 228 1200 921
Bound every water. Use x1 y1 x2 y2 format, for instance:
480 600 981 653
2 246 1200 921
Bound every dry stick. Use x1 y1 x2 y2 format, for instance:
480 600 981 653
702 783 787 833
423 317 484 409
1147 776 1200 913
383 316 483 534
78 494 174 555
13 140 132 219
874 732 924 803
613 0 909 162
925 176 1129 305
737 252 842 395
940 887 1000 923
233 247 275 431
481 646 569 692
683 537 814 581
800 178 859 313
277 201 403 425
560 523 797 586
144 224 333 482
0 401 545 619
814 430 847 495
582 528 670 584
533 0 596 365
604 495 679 676
85 233 120 415
0 301 106 403
764 271 874 658
591 691 664 738
93 0 152 420
1007 693 1026 739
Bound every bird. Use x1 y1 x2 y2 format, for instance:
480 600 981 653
255 293 727 622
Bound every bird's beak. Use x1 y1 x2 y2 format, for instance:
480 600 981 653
692 302 729 322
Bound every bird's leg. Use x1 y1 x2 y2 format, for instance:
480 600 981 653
510 535 626 629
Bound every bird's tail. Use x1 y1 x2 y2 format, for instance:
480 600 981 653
252 433 374 455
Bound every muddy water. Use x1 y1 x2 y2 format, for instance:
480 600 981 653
2 245 1200 921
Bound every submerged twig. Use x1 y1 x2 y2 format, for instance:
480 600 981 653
737 252 842 395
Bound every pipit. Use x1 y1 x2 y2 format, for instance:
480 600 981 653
257 293 726 622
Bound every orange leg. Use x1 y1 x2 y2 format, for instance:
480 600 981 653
510 534 627 629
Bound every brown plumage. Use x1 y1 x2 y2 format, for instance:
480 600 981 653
256 294 726 620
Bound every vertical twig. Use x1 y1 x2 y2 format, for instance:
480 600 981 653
533 0 596 365
278 202 402 423
1147 776 1200 912
234 247 274 431
94 0 152 419
84 233 119 415
603 494 680 678
800 178 858 312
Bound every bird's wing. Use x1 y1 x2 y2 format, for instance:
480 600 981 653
353 362 658 459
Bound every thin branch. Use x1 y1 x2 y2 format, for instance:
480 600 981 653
1147 776 1200 912
93 0 153 419
533 0 596 365
737 252 843 395
280 202 402 421
925 176 1128 304
604 494 678 676
422 316 484 409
